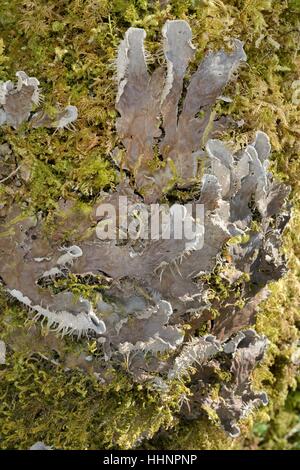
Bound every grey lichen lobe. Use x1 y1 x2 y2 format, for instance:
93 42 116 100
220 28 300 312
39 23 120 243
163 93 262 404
29 441 52 450
0 71 77 130
204 330 269 437
31 105 78 130
9 289 106 338
0 71 41 128
118 300 184 356
115 20 246 202
170 330 268 437
168 335 222 380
